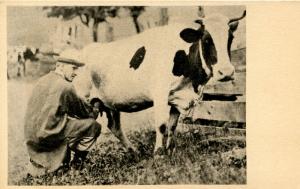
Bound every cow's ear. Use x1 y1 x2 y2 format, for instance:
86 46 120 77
180 28 201 43
173 50 189 76
229 21 239 32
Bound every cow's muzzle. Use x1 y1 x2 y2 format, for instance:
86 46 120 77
214 65 235 82
219 75 235 82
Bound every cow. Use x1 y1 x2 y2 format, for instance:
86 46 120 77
72 11 246 155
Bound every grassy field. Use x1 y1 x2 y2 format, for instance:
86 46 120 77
8 79 246 185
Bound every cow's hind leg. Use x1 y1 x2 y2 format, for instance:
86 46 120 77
166 106 180 155
105 109 137 153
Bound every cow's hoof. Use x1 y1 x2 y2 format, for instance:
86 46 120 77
166 147 176 156
154 149 167 160
154 147 167 156
127 146 140 162
127 146 138 154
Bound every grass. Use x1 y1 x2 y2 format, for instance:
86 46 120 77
8 79 246 185
18 129 246 185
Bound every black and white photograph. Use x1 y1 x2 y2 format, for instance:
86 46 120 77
6 5 247 185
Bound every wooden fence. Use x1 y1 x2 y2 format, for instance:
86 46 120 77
179 48 246 138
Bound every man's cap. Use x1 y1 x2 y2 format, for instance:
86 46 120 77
57 48 85 67
57 57 85 67
40 45 59 56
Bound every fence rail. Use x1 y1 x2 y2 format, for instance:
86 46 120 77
187 48 246 130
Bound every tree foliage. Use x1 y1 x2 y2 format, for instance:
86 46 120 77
43 6 145 42
124 6 145 33
43 6 119 42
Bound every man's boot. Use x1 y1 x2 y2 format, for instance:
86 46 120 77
70 150 88 170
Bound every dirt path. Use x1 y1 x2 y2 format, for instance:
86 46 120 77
8 80 35 184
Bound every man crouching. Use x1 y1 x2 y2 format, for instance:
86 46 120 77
24 49 103 176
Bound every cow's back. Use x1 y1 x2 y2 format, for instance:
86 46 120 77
82 23 191 73
80 24 192 110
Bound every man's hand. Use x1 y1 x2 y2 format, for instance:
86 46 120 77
90 98 105 119
92 102 100 119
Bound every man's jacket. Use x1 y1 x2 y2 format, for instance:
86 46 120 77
24 71 93 172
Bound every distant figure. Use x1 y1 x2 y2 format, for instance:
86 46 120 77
17 53 25 77
24 49 103 176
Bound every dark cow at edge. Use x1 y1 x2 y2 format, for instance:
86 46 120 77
72 11 246 155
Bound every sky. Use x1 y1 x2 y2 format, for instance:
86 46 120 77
7 6 245 48
7 6 57 47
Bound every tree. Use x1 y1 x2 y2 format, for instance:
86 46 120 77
124 6 145 33
43 6 118 42
198 6 205 18
158 8 168 26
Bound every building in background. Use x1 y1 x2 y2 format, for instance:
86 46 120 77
49 16 93 51
49 6 245 52
48 7 169 51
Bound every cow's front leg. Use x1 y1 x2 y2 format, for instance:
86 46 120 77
154 105 171 155
166 106 180 155
106 109 137 153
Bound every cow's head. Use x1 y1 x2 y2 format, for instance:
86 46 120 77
178 11 246 83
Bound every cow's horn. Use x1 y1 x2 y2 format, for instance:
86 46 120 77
228 10 246 24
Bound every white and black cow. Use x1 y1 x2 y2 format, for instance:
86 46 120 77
72 11 246 155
